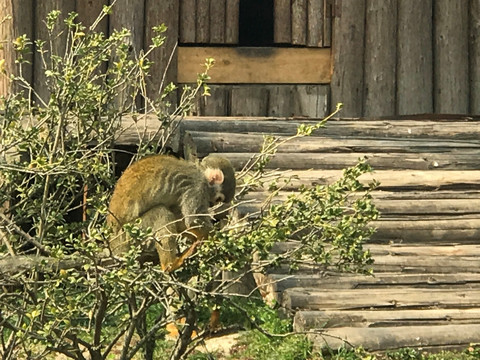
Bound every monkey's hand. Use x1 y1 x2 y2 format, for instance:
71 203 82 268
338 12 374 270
163 240 201 273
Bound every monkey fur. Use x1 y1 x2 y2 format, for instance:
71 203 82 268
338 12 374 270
107 154 236 271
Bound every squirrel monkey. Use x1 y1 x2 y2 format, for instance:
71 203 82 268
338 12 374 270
107 154 236 271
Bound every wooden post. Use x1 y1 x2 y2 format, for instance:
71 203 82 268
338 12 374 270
144 0 179 103
330 0 366 117
470 0 480 114
397 0 433 115
0 0 33 97
434 0 469 113
33 1 75 104
363 0 397 117
274 0 292 44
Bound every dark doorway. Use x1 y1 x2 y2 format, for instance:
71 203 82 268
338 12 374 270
239 0 274 46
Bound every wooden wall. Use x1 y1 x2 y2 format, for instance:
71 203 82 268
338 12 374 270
1 0 479 118
332 0 480 117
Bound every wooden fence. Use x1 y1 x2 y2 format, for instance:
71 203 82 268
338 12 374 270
1 0 479 118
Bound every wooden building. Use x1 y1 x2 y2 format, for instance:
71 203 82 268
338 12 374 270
1 0 479 118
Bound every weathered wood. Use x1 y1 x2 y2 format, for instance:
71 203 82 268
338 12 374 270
283 288 480 310
470 0 480 114
310 324 480 351
225 0 240 44
212 152 480 171
330 0 366 117
292 85 329 117
230 86 269 116
194 85 229 116
266 272 480 293
295 309 480 329
434 0 469 113
178 47 331 84
76 0 108 32
179 0 196 43
144 0 179 102
196 0 210 43
323 0 332 47
292 0 307 45
189 131 480 154
307 0 324 47
210 0 226 43
397 0 433 114
180 117 480 140
0 0 33 96
33 0 76 104
363 0 397 117
267 85 294 117
274 0 292 44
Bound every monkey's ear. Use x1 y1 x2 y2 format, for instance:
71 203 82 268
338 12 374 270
204 168 224 185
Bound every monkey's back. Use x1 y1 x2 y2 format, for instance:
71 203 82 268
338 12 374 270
107 155 210 230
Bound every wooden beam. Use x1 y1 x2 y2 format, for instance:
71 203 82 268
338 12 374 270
178 47 332 84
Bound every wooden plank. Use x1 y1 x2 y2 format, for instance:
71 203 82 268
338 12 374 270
196 0 210 43
230 86 269 116
209 152 480 171
292 85 329 117
274 0 292 44
292 0 307 45
307 0 324 47
0 0 33 97
295 309 480 329
225 0 239 44
180 117 480 139
470 0 480 114
434 0 469 113
76 0 108 32
194 85 229 116
363 0 397 117
267 85 294 117
189 132 480 154
210 0 226 43
397 0 433 114
178 47 331 84
144 0 179 102
283 288 480 310
310 325 480 351
330 0 366 117
323 0 332 47
179 0 196 43
33 0 76 104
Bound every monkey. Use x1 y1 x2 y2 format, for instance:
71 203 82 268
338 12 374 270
107 154 236 271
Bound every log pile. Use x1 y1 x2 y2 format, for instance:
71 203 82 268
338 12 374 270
181 115 480 352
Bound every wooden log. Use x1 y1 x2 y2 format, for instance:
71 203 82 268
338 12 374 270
225 0 240 44
330 0 366 117
434 0 469 113
274 0 292 44
214 152 480 171
309 324 480 351
470 0 480 114
295 309 480 329
282 288 480 310
266 272 480 293
178 47 331 84
230 86 269 116
180 117 480 140
76 0 108 32
34 0 75 104
307 0 324 47
0 0 33 97
397 0 433 114
292 0 307 45
144 0 179 103
189 131 480 154
210 0 226 43
196 0 210 43
363 0 397 117
179 0 196 43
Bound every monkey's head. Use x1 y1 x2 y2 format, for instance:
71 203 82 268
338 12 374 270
201 155 236 205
